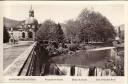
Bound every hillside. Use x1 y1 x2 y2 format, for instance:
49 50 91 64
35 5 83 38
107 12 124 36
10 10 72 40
3 17 24 29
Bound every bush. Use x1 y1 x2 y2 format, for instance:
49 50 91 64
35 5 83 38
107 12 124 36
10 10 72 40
79 43 87 50
57 47 69 55
105 49 124 76
68 43 79 51
51 41 59 48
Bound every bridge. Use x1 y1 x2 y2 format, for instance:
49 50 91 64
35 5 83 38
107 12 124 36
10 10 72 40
4 41 121 76
4 41 64 76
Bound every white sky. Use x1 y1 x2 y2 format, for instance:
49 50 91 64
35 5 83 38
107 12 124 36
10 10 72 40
3 3 124 26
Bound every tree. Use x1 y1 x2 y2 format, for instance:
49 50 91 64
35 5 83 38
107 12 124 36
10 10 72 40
55 23 65 43
36 19 65 43
36 19 56 41
77 8 116 42
65 20 81 43
65 8 116 43
3 25 10 43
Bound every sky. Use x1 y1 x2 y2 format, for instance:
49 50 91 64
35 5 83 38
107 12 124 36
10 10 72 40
2 2 124 26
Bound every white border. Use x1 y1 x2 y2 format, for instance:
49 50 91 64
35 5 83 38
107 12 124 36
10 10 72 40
0 1 127 84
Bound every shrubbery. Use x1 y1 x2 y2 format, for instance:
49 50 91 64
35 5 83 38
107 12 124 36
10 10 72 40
68 43 79 51
104 49 124 76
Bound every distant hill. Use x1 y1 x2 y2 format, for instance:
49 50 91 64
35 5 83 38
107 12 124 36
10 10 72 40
3 17 24 29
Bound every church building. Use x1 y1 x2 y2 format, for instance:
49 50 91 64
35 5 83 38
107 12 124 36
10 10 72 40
6 6 38 43
23 6 38 41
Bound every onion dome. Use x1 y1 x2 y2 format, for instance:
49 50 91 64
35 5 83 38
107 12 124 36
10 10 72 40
29 8 34 14
25 17 38 25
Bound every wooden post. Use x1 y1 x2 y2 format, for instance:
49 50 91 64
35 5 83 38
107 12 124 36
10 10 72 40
70 65 75 76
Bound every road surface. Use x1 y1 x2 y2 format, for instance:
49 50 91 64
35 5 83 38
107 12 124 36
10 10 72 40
3 41 33 70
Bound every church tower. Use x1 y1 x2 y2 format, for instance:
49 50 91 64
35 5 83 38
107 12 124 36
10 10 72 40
29 5 34 17
25 5 38 41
